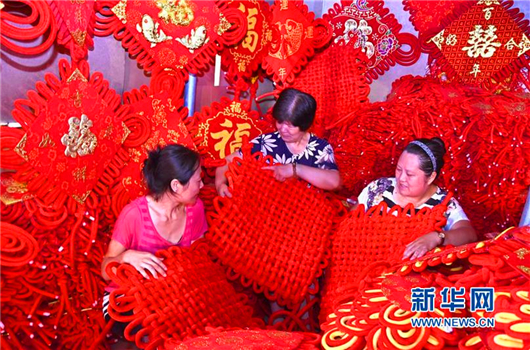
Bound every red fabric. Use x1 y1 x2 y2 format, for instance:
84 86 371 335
221 0 273 82
121 88 197 199
321 226 530 350
194 97 273 168
206 145 337 307
94 0 246 75
0 0 57 55
10 59 130 206
106 240 261 350
262 0 332 85
48 0 95 61
163 328 320 350
426 0 530 87
324 0 421 83
291 45 370 138
320 199 449 322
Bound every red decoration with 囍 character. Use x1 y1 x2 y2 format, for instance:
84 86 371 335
121 87 197 200
427 0 530 87
48 0 95 61
221 0 273 82
194 97 272 168
11 59 130 205
94 0 246 75
262 0 332 85
325 0 421 83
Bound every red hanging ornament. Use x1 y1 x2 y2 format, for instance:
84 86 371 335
194 97 273 169
324 0 421 83
425 0 530 87
221 0 273 82
94 0 247 75
47 0 95 61
11 59 131 206
262 0 332 85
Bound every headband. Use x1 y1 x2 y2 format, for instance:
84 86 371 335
410 140 437 172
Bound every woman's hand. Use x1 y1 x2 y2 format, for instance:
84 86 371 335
216 183 232 198
402 232 442 261
122 250 168 279
262 164 294 182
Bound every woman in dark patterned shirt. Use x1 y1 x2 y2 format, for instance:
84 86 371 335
215 88 341 196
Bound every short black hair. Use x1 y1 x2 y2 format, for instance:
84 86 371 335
142 144 200 200
404 137 446 179
272 88 316 131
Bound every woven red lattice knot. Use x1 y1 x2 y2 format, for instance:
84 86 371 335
206 146 338 307
106 240 260 350
320 198 450 322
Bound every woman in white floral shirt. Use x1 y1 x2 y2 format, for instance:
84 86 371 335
215 88 341 197
357 137 477 260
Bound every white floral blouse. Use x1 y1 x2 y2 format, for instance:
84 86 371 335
249 131 338 170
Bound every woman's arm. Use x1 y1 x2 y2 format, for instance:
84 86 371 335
215 152 237 197
403 220 477 261
101 240 167 281
262 164 341 191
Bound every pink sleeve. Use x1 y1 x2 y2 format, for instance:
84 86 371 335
191 198 208 241
112 202 141 249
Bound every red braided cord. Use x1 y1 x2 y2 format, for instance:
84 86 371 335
0 0 57 55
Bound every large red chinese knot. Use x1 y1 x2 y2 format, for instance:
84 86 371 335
262 0 332 85
427 0 530 87
11 59 130 205
95 0 246 75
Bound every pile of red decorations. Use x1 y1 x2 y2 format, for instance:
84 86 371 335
321 226 530 350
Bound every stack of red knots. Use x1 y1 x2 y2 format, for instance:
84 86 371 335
206 145 342 332
329 75 530 234
320 226 530 350
105 240 262 350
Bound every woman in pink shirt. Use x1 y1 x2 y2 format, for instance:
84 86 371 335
101 144 207 323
